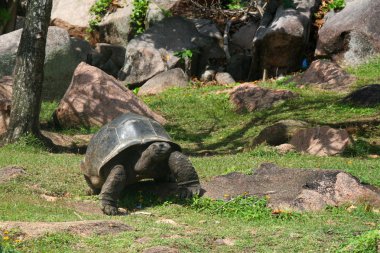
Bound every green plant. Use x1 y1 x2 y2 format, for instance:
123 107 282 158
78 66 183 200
88 0 113 32
130 0 149 37
327 0 345 10
0 7 11 26
337 230 380 253
189 195 272 220
174 49 193 63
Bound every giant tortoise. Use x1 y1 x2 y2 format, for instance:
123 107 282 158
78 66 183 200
81 113 201 215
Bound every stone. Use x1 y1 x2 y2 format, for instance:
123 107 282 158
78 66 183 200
292 59 356 91
290 126 351 156
215 72 235 85
0 166 26 184
200 69 216 82
146 2 165 27
202 163 380 211
250 0 320 79
51 0 95 30
316 0 380 65
41 131 91 154
342 84 380 107
0 27 88 100
88 43 126 78
138 68 189 96
252 120 310 146
54 62 166 128
229 83 297 112
192 19 223 46
118 16 219 85
231 21 258 53
0 76 12 135
274 143 296 154
143 246 179 253
226 54 252 81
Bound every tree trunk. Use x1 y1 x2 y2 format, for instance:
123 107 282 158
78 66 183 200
4 0 52 143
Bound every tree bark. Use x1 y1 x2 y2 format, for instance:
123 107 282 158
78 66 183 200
4 0 52 143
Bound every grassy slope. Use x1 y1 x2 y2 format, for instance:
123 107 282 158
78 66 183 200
1 57 379 252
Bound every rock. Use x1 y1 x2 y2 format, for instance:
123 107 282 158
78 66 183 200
252 120 310 146
51 0 95 32
98 1 134 45
200 69 216 82
0 220 132 239
0 76 12 135
229 83 297 112
215 72 235 85
292 59 356 91
41 131 91 154
54 62 166 128
146 2 166 27
0 27 89 100
202 163 380 211
143 246 179 253
231 21 258 53
342 84 380 107
118 16 220 85
192 19 223 46
138 68 189 96
316 0 380 65
274 143 296 154
88 43 126 78
0 166 26 184
226 54 252 81
250 0 320 79
289 126 351 156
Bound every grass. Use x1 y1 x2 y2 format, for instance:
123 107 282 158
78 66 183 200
1 55 379 252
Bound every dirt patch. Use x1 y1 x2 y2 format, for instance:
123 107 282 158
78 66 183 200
0 220 132 239
0 166 26 184
67 201 104 216
142 246 179 253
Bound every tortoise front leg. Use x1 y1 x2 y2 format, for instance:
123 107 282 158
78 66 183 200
99 164 127 215
168 151 201 198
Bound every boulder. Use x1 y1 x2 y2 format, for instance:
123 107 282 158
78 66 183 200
192 19 223 46
118 16 221 85
202 163 380 211
229 83 297 112
316 0 380 65
342 84 380 107
290 126 351 156
274 143 296 154
215 72 235 85
54 62 166 128
138 68 189 96
292 59 356 91
226 54 252 81
0 76 12 135
88 43 126 78
200 69 216 82
230 21 258 53
0 27 91 100
251 120 310 146
250 0 320 79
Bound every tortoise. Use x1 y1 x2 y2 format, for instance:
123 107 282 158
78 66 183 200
81 113 201 215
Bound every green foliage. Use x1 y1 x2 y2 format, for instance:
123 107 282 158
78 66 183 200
0 7 11 26
130 0 149 37
337 230 380 253
221 0 248 10
174 49 193 64
88 0 113 32
189 195 272 220
133 87 140 95
327 0 345 11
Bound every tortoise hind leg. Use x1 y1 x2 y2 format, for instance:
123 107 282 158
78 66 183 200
84 175 101 195
99 164 127 215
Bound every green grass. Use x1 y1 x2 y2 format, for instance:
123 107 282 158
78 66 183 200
1 51 379 253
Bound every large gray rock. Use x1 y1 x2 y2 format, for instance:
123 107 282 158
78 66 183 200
250 0 319 79
342 84 380 107
54 63 166 128
0 76 12 135
138 68 189 96
229 83 297 112
290 126 351 156
0 27 91 100
292 59 356 91
118 16 221 85
202 163 380 211
51 0 95 29
88 43 126 78
251 120 310 147
316 0 380 65
230 21 258 53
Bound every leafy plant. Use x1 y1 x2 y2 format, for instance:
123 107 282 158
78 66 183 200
0 7 11 26
174 49 193 64
130 0 149 37
337 230 380 253
88 0 113 32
